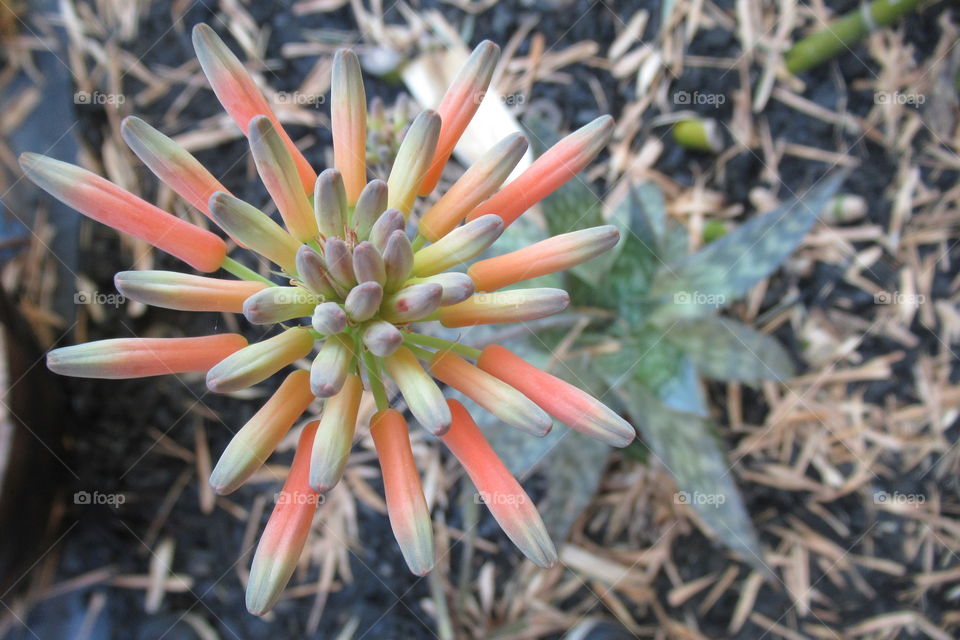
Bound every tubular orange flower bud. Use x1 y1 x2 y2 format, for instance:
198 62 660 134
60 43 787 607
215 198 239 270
467 115 614 227
309 373 362 492
387 110 441 217
310 333 354 398
46 334 247 379
246 421 320 615
352 241 386 285
429 350 552 436
296 246 338 298
417 41 500 197
412 214 504 277
209 192 300 273
381 283 442 324
478 345 634 447
344 281 383 322
382 230 414 293
192 24 315 194
114 271 266 313
361 320 403 357
322 237 356 290
440 400 557 567
331 49 367 204
383 347 451 435
242 287 317 324
469 225 620 291
248 116 318 242
370 409 434 574
19 153 226 272
438 288 569 328
120 116 229 218
311 301 347 335
351 179 388 240
418 133 528 242
210 370 315 494
206 327 314 393
314 168 348 239
407 272 475 306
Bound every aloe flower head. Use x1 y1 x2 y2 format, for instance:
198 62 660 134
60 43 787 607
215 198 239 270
25 24 634 615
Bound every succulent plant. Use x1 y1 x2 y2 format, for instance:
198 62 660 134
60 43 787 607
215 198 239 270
21 24 633 615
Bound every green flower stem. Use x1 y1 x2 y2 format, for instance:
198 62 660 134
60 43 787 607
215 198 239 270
785 0 923 74
221 256 275 285
404 332 482 360
411 234 427 251
403 342 435 362
362 349 390 411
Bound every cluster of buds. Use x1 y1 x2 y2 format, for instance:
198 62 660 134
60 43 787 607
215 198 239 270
24 24 634 616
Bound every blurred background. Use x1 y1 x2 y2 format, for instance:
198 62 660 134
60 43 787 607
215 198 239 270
0 0 958 638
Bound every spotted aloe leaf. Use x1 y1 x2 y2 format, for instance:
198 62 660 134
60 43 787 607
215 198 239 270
649 171 847 322
666 316 795 384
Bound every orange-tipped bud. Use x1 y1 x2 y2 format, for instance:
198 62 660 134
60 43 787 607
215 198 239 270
314 168 348 239
344 281 383 322
331 49 367 204
361 320 403 357
114 271 266 313
382 230 414 293
310 333 354 398
351 180 388 240
209 192 300 273
309 373 362 492
429 350 551 436
381 283 442 324
412 214 503 277
438 288 569 328
210 370 315 494
246 421 320 615
440 400 556 567
192 24 315 194
386 110 441 217
418 133 528 242
418 41 500 197
407 272 475 306
352 241 386 286
206 327 314 393
478 345 634 447
467 115 613 227
469 225 620 291
242 286 317 324
382 347 451 435
19 153 226 272
311 301 347 335
248 116 318 242
370 410 434 574
47 334 247 379
120 116 230 220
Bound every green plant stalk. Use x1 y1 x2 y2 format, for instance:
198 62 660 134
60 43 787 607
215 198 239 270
672 118 722 153
785 0 924 74
404 332 482 359
362 348 390 411
221 256 275 285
